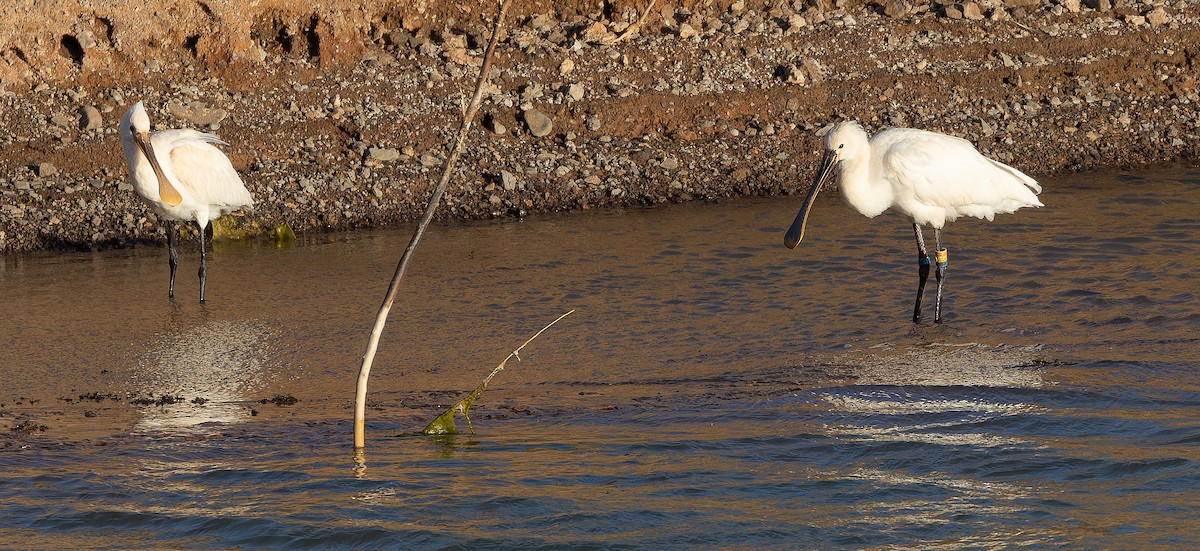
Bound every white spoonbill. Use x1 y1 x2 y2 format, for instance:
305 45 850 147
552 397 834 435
119 101 253 302
784 121 1042 323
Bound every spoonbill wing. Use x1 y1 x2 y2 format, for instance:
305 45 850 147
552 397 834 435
881 130 1041 214
159 130 253 210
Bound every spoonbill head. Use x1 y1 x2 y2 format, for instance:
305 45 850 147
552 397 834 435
121 101 184 208
782 120 1043 322
783 121 871 248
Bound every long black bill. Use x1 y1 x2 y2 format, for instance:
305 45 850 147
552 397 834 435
135 132 183 207
783 148 838 249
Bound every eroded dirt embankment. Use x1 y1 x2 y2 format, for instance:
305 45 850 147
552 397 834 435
1 0 1197 252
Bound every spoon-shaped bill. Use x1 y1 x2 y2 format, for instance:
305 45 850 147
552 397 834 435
134 132 184 207
784 149 838 249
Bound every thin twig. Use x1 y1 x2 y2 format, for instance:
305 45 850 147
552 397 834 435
1010 20 1048 36
354 0 513 451
615 0 660 43
422 310 575 436
483 309 576 386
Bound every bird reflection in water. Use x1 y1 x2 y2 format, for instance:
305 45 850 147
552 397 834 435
132 319 273 434
805 343 1050 539
816 342 1046 445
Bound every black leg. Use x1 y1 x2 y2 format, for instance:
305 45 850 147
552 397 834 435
933 228 947 323
912 223 931 323
167 222 178 300
198 224 208 303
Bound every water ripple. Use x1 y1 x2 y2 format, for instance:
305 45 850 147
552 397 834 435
2 169 1199 548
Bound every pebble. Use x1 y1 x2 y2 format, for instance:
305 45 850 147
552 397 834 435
37 163 57 177
419 153 440 168
166 100 228 127
402 13 424 32
806 59 825 84
444 46 474 66
962 2 984 20
76 31 96 50
81 105 103 130
523 109 554 137
368 147 401 162
581 22 612 43
520 83 544 103
1146 8 1169 26
662 4 676 23
884 0 911 18
566 83 585 102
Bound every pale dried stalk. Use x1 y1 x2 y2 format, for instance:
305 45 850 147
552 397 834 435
616 0 661 43
488 309 577 385
422 309 576 435
354 0 513 450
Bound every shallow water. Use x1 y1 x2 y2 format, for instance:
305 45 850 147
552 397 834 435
2 166 1198 549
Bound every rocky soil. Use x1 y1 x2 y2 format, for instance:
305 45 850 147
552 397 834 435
1 0 1197 253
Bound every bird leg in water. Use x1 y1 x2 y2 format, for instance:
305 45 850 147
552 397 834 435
198 225 208 303
933 228 947 323
912 223 932 323
167 221 179 300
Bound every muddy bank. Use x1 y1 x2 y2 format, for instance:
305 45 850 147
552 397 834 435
1 0 1197 253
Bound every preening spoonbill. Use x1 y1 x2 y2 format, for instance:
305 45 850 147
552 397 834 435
119 101 254 302
784 121 1042 323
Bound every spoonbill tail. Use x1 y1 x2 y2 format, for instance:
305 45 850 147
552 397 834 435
784 121 1042 323
119 101 253 302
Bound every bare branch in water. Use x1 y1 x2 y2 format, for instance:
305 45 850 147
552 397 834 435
354 0 514 451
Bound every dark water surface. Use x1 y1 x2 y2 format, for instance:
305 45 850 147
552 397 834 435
2 167 1198 549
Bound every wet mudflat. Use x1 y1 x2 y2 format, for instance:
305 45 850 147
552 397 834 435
1 166 1198 549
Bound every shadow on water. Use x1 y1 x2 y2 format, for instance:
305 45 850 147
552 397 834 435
1 166 1199 548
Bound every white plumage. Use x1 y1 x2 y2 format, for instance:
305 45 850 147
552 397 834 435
784 120 1043 323
119 101 253 302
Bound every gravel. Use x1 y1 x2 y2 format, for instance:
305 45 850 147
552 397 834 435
1 0 1198 253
